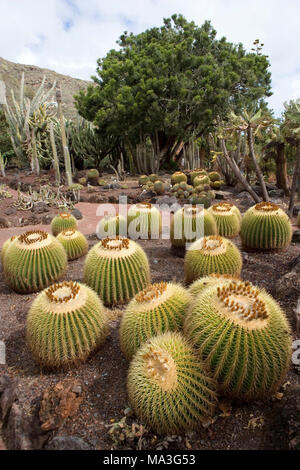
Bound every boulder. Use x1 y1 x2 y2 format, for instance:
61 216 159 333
45 436 92 450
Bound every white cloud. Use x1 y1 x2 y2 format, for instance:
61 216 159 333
0 0 299 116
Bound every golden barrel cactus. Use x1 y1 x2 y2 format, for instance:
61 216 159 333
57 229 88 260
170 206 217 248
208 202 242 238
127 203 161 239
51 212 78 236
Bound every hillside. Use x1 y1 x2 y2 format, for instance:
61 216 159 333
0 57 91 119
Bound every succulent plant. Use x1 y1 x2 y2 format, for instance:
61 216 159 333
208 171 221 182
51 212 78 236
83 236 150 306
171 206 217 248
153 180 165 195
210 181 222 190
171 171 187 185
120 282 191 360
27 281 108 368
78 177 87 186
208 202 242 238
184 280 292 400
193 175 210 187
87 168 100 186
127 331 217 434
139 175 149 186
241 202 292 250
1 235 17 265
97 214 127 239
184 235 242 284
127 203 161 239
149 174 159 183
195 184 205 193
57 229 88 260
190 169 207 184
4 230 67 293
189 273 239 298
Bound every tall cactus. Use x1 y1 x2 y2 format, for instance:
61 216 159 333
56 84 73 186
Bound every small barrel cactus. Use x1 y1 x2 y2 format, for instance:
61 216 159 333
139 175 149 186
51 212 78 236
241 202 292 250
120 282 191 360
4 230 67 293
210 181 222 190
208 202 242 238
1 235 17 265
189 273 239 298
171 171 187 185
78 177 87 186
190 169 207 184
127 203 161 239
127 332 217 434
208 171 221 182
193 175 210 187
83 236 150 306
153 180 165 195
149 173 158 183
184 235 242 284
27 281 108 368
171 206 217 248
57 229 88 260
97 214 127 239
87 168 99 185
184 280 292 400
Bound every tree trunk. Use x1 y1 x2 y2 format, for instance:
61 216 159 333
288 140 300 217
275 142 289 196
220 138 260 203
247 126 269 201
199 147 206 168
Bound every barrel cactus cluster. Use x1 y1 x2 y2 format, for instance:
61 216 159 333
170 169 223 206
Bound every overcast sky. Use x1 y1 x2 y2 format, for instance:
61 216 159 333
0 0 299 116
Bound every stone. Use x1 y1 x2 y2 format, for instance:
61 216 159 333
214 191 232 200
269 189 284 198
275 271 299 298
292 230 300 243
0 217 11 228
31 202 49 214
4 207 17 216
154 195 177 206
239 192 254 208
71 209 83 220
44 436 92 450
0 379 17 421
271 385 300 450
293 205 300 217
41 215 52 225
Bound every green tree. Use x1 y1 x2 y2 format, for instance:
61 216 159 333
75 14 271 168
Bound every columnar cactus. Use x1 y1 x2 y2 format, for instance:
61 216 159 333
1 235 17 265
171 206 217 248
4 230 67 293
184 280 292 400
51 212 78 236
57 229 88 260
127 203 161 239
189 273 239 298
83 236 150 306
184 235 242 284
27 281 108 368
208 202 242 238
127 332 217 434
241 202 292 250
171 171 187 185
120 282 191 360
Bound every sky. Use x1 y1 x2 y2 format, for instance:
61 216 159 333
0 0 299 117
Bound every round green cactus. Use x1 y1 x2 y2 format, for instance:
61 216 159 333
27 281 108 368
184 280 292 400
127 203 161 239
153 180 165 195
184 235 242 284
171 171 187 185
208 202 242 238
78 177 87 186
97 214 127 239
4 230 67 293
51 212 78 236
241 202 292 250
57 229 88 260
208 171 221 182
193 175 210 187
120 282 191 360
1 235 17 265
83 236 150 306
190 169 207 184
210 181 222 190
149 173 158 183
139 175 149 186
171 206 217 248
127 332 217 434
189 273 239 298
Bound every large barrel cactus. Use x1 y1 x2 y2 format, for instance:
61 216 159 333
51 212 78 236
170 206 217 248
171 171 187 185
127 203 161 239
120 282 191 360
57 229 88 260
208 202 242 238
127 332 217 434
189 273 239 298
184 235 242 284
83 236 150 306
4 230 67 293
184 280 292 400
1 235 17 265
241 202 292 250
27 281 108 368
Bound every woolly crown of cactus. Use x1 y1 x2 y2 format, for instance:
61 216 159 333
184 280 292 400
241 202 292 250
4 230 67 293
171 171 187 185
83 236 150 306
184 235 242 284
57 229 88 260
208 202 242 238
1 235 17 265
27 281 108 368
51 212 78 236
127 203 161 239
127 332 217 434
120 282 191 360
171 206 217 248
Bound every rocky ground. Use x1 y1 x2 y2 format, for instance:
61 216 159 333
0 170 299 451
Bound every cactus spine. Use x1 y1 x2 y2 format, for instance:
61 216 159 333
120 282 191 360
171 206 217 248
241 202 292 250
4 230 67 293
27 281 108 368
208 202 242 238
127 332 217 434
83 236 150 306
184 280 292 400
57 230 88 260
51 212 78 236
184 235 242 284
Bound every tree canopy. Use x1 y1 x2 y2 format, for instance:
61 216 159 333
75 14 272 166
